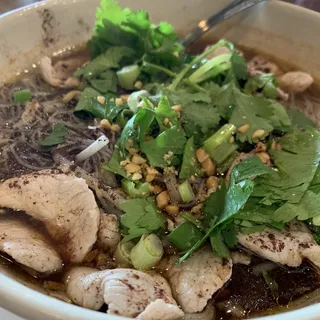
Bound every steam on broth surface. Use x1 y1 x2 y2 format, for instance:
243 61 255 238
1 1 320 319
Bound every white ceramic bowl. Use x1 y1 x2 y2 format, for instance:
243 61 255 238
0 0 320 319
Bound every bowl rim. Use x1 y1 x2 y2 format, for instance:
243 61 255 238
0 0 320 320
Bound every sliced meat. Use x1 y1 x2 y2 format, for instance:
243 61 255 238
247 55 282 76
278 71 314 93
65 267 184 319
161 247 232 313
0 218 62 273
137 299 183 320
0 171 100 263
238 223 320 268
40 56 80 88
98 213 120 252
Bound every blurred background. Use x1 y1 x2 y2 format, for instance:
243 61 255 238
0 0 319 15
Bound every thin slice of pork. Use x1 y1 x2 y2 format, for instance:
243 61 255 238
160 247 232 313
238 222 320 268
65 267 184 319
98 213 120 252
0 171 100 263
40 57 80 89
0 218 62 273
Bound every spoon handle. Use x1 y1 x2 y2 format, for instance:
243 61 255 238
181 0 269 47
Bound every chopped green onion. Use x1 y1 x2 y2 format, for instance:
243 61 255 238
178 180 195 203
204 124 236 164
167 222 204 252
114 242 135 267
13 89 32 104
127 90 150 113
121 179 150 198
209 142 238 165
189 54 232 84
130 234 163 270
262 271 279 300
117 64 141 90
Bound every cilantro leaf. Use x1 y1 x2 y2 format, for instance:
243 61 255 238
271 190 320 224
119 108 155 153
225 51 248 83
89 70 117 93
74 46 135 78
140 125 187 168
104 145 127 178
287 109 317 130
74 87 106 119
253 128 320 204
39 123 68 147
155 96 179 126
120 197 166 241
310 165 320 194
244 73 278 99
268 102 292 132
179 137 204 179
179 157 271 261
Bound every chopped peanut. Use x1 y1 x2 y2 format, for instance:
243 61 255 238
128 148 139 155
165 204 179 216
156 191 170 209
132 173 143 181
202 158 216 176
270 141 277 150
120 158 130 167
229 136 235 144
163 118 170 126
120 94 129 103
173 52 179 58
97 96 106 105
237 124 249 134
115 98 123 106
196 148 209 164
255 142 267 152
137 101 146 108
167 219 175 232
171 105 182 112
256 152 271 164
100 119 111 130
206 176 219 191
149 185 163 194
125 163 140 173
191 203 203 218
132 154 146 165
111 124 121 133
147 167 159 175
146 173 156 183
134 80 143 90
252 129 265 140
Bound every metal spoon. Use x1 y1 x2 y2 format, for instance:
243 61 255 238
181 0 269 47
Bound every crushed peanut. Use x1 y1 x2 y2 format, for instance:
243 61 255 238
134 80 143 90
146 173 156 183
202 158 216 176
206 176 219 191
128 148 139 155
132 154 146 165
111 124 121 132
125 163 140 173
115 98 123 106
100 119 111 130
165 204 179 216
147 167 159 175
171 104 182 112
237 124 249 134
255 141 267 152
256 152 271 164
97 96 106 105
229 136 235 144
156 191 170 209
252 129 265 140
120 94 129 103
120 158 130 167
196 148 209 164
132 172 143 181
